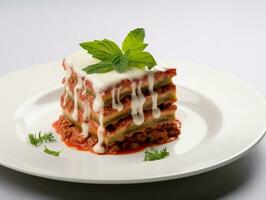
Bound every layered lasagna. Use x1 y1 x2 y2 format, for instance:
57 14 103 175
53 51 181 154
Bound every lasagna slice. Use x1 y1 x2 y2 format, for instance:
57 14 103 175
53 51 181 154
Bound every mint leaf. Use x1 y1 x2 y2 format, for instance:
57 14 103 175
122 28 146 52
83 61 113 74
112 54 129 73
80 39 122 61
125 43 148 55
128 51 157 69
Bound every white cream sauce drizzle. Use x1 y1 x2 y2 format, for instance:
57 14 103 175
111 87 123 111
93 90 104 112
93 111 105 153
81 100 90 138
81 123 89 138
80 78 90 137
148 72 161 119
82 78 87 96
131 81 146 125
72 75 83 121
63 65 72 106
91 82 105 153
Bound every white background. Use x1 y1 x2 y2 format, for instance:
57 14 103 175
0 0 265 199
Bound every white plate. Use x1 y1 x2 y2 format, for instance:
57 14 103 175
0 61 265 184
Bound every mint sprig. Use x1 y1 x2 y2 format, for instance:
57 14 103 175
80 28 157 74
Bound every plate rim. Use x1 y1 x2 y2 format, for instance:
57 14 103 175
0 60 265 184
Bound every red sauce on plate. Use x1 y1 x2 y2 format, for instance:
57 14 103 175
63 136 178 155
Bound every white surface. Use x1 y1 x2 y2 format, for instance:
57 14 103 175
2 61 265 184
0 0 265 199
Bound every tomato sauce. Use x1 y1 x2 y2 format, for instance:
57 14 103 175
63 135 178 155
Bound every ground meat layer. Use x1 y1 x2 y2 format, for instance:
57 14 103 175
53 116 181 155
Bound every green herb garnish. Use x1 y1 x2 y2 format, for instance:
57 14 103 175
43 146 62 157
80 28 157 74
144 148 169 161
29 132 56 146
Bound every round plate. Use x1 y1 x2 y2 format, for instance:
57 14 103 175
0 61 265 184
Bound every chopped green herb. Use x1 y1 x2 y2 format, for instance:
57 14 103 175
144 148 169 161
29 132 56 146
80 28 157 74
43 146 62 157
